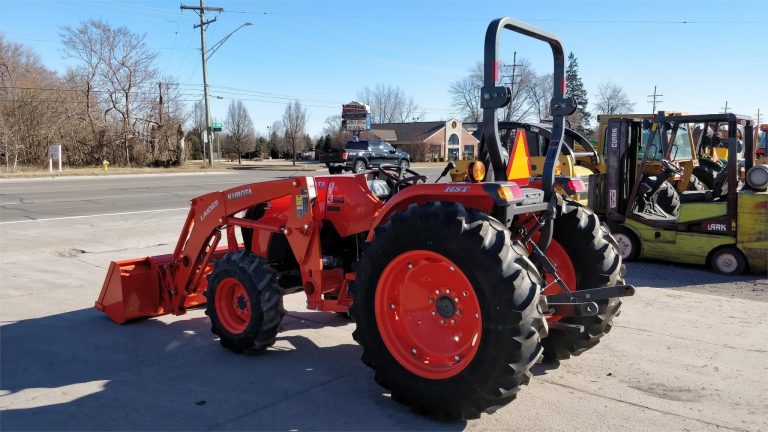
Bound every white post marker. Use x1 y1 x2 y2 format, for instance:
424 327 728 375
48 144 62 173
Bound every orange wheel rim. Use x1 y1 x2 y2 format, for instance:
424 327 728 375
540 239 577 322
375 250 482 379
215 278 251 334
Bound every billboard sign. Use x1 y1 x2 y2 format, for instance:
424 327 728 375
342 101 371 131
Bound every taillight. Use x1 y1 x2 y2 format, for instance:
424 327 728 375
567 179 587 193
497 184 522 201
342 151 348 160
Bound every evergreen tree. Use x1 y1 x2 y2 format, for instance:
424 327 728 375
565 52 591 131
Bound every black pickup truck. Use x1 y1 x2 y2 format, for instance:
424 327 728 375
320 140 411 174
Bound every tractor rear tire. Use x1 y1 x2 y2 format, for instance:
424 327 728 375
651 180 680 217
205 251 285 353
542 198 624 361
351 202 545 420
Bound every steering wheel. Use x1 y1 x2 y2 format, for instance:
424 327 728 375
377 164 427 197
661 159 684 175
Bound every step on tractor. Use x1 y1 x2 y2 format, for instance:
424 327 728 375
596 113 767 275
95 18 633 420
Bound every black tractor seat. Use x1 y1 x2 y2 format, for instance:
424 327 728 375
367 179 391 200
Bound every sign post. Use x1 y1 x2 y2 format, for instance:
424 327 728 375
48 144 62 173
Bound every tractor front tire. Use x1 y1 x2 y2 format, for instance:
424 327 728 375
351 202 545 420
205 251 285 353
542 198 624 361
693 164 717 189
687 174 707 192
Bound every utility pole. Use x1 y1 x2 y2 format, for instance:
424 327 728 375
181 0 222 167
500 51 522 122
647 85 663 113
755 109 761 125
721 101 730 114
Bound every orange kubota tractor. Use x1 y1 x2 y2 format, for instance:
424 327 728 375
96 18 633 420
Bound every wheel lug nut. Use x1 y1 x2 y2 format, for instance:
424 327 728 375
390 304 395 309
435 290 439 295
475 313 479 319
440 320 445 325
449 266 455 271
456 310 461 315
450 319 455 325
454 297 459 302
411 348 417 355
407 263 413 269
431 311 436 316
454 355 460 361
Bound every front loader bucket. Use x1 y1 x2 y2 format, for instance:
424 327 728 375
95 254 207 324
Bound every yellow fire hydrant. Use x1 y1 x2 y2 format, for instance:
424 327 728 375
103 160 109 172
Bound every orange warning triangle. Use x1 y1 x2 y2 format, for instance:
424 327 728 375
506 129 531 186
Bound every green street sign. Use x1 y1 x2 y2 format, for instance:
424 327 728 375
211 122 223 132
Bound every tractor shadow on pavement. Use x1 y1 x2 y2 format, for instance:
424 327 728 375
0 308 466 431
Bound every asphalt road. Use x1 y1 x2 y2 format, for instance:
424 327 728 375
1 169 766 431
0 167 447 223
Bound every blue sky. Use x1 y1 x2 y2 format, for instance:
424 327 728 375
1 0 766 136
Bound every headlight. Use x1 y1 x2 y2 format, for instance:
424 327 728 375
746 164 768 189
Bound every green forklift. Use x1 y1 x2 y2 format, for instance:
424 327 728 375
595 112 767 275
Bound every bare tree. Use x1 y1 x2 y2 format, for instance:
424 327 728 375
61 20 159 166
595 81 635 115
448 63 482 122
323 115 342 136
224 99 255 164
449 59 537 124
281 100 308 165
501 58 536 122
0 35 77 170
525 73 553 121
357 84 421 123
323 114 350 148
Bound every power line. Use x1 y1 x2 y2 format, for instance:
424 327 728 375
0 85 199 97
219 10 766 25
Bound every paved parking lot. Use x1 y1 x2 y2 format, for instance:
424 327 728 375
1 171 766 431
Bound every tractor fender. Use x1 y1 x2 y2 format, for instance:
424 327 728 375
365 183 501 242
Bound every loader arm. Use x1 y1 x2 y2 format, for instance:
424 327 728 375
96 177 317 323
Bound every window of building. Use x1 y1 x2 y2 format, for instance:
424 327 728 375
463 144 475 159
429 145 441 161
448 133 460 146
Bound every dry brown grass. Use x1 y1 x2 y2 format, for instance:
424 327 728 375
0 161 227 178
